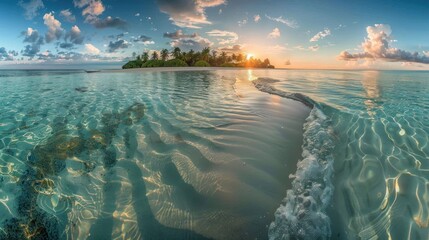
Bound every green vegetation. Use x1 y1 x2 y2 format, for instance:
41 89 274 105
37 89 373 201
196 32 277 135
142 60 165 68
194 60 210 67
164 59 188 67
122 60 143 69
122 47 275 69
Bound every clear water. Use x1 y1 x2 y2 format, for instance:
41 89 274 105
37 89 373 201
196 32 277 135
253 70 429 240
1 69 428 240
0 69 309 239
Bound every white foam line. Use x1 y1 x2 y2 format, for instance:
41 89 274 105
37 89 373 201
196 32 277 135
252 78 335 240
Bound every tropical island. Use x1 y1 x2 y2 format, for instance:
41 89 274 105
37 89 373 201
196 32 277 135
122 47 275 69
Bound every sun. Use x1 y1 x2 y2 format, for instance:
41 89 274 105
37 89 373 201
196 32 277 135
246 53 254 60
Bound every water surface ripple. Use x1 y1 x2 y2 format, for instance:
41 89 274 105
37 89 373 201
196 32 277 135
253 70 429 240
0 69 308 240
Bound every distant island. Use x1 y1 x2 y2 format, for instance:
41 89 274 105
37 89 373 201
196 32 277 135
122 47 275 69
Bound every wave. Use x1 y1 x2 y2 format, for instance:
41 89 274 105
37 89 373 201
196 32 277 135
253 78 335 240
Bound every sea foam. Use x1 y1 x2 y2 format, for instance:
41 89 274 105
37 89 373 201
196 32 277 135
253 78 335 240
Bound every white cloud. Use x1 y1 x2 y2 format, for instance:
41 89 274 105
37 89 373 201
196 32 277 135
60 9 76 22
310 28 331 42
73 0 90 8
339 24 429 64
309 45 319 51
268 28 281 39
135 13 140 17
267 44 288 52
107 39 131 53
335 24 346 30
254 14 261 23
66 25 84 44
157 0 226 28
206 30 238 45
266 15 298 28
170 36 213 51
85 43 100 55
294 45 319 51
0 47 18 61
238 19 248 27
163 30 198 39
43 12 63 43
82 0 105 16
219 44 244 53
19 0 44 19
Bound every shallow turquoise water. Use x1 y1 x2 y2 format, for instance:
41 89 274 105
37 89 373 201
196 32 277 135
254 70 429 239
1 69 428 240
0 69 308 239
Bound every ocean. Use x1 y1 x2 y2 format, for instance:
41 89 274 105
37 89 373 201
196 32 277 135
0 69 428 239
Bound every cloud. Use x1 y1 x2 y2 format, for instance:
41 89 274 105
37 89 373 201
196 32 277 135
73 0 90 8
0 47 18 61
88 16 127 30
156 0 225 28
107 39 131 53
254 14 261 23
82 0 105 16
294 45 319 52
21 28 44 58
335 24 346 30
238 19 247 27
66 25 84 44
163 30 198 39
170 36 212 51
19 0 44 19
74 0 126 29
135 13 140 17
59 42 74 49
266 44 288 52
206 30 238 45
61 25 84 48
133 35 151 42
266 15 298 28
133 35 155 45
309 45 319 51
60 9 76 22
43 13 64 43
339 24 429 64
219 44 243 53
85 43 100 55
310 28 331 42
23 28 43 44
268 28 281 39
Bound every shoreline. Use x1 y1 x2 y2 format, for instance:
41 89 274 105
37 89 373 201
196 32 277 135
103 66 265 73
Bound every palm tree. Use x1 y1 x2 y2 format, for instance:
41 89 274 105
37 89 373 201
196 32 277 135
210 50 218 66
151 51 159 60
237 53 243 62
172 47 181 59
232 53 237 61
263 58 270 68
142 51 149 62
201 47 210 62
185 50 195 66
220 51 227 64
161 49 169 61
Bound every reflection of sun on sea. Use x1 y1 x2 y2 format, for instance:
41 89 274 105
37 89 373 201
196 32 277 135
247 69 256 81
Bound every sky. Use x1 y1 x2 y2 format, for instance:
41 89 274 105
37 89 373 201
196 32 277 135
0 0 429 69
